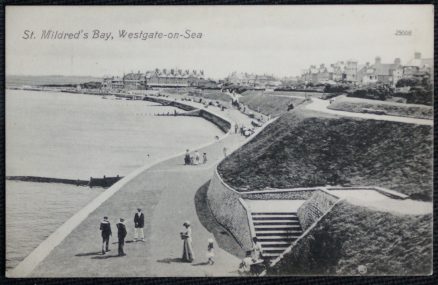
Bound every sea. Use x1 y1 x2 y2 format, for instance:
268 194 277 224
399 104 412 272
5 89 224 270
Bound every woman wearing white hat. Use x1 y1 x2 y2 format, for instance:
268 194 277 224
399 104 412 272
180 221 194 262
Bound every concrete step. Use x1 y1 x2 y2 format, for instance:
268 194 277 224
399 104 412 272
252 212 298 216
263 249 288 254
252 216 299 221
260 244 290 249
259 241 293 246
263 252 283 257
256 231 302 236
257 237 298 242
254 226 302 231
253 221 300 226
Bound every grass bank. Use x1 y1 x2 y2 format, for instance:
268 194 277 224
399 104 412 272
328 96 433 120
217 109 432 200
189 90 233 102
268 200 432 275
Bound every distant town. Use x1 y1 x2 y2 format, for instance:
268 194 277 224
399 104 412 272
7 51 433 107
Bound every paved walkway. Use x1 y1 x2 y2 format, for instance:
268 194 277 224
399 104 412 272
306 98 433 126
20 106 259 277
328 190 432 215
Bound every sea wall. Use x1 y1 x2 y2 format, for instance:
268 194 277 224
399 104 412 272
206 170 253 250
199 109 232 133
143 96 197 111
297 190 339 231
143 96 231 132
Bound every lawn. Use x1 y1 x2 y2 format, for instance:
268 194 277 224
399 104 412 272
239 93 306 116
189 90 234 102
217 109 432 200
268 200 432 275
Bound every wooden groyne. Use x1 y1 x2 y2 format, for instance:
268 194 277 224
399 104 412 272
6 175 123 188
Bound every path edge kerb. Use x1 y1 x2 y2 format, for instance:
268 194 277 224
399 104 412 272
7 104 234 278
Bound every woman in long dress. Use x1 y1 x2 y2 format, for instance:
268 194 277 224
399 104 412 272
181 221 194 262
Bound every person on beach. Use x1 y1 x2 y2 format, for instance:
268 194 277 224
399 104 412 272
206 238 215 265
184 149 191 165
99 216 112 255
133 208 145 242
202 153 207 164
180 221 194 262
116 218 127 256
194 150 200 165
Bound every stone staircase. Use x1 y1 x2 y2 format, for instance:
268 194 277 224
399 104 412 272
251 212 303 258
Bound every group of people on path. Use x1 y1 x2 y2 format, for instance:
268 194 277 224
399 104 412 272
184 149 207 165
99 208 145 256
180 221 215 265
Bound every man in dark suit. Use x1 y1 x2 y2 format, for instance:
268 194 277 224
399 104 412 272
116 218 127 256
99 216 112 255
134 208 145 242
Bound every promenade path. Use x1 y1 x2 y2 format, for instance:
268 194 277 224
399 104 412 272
306 98 433 126
25 105 257 277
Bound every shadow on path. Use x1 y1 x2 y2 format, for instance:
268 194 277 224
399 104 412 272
91 254 123 260
194 180 245 259
156 258 185 264
192 262 210 266
74 251 102 257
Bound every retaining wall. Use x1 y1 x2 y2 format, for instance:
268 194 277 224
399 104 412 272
199 109 232 133
206 170 253 250
297 190 339 231
143 96 231 132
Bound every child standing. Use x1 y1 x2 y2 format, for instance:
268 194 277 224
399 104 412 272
206 238 215 265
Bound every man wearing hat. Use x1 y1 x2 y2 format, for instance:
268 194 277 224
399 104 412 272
133 208 145 242
99 216 112 255
116 218 127 256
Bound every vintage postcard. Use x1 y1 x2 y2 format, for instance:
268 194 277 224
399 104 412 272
5 5 433 277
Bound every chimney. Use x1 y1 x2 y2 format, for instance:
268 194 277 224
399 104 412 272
375 56 381 64
414 52 421 59
366 62 370 67
394 58 401 65
320 64 325 68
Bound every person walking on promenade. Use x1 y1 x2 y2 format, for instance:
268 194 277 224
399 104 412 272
184 149 191 165
180 221 194 262
223 147 228 157
116 218 127 256
202 153 207 164
134 208 145 242
206 238 215 265
234 123 238 134
194 150 200 165
99 216 112 255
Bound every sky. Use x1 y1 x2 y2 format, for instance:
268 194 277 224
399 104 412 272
6 5 434 80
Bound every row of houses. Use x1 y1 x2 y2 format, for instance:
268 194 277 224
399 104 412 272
224 72 283 88
301 52 433 87
102 68 207 90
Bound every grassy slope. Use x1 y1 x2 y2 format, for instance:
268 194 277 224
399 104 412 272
269 201 432 275
328 96 433 120
217 109 432 199
190 90 233 102
239 93 306 116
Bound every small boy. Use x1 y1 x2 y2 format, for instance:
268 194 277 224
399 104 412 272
206 238 215 265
